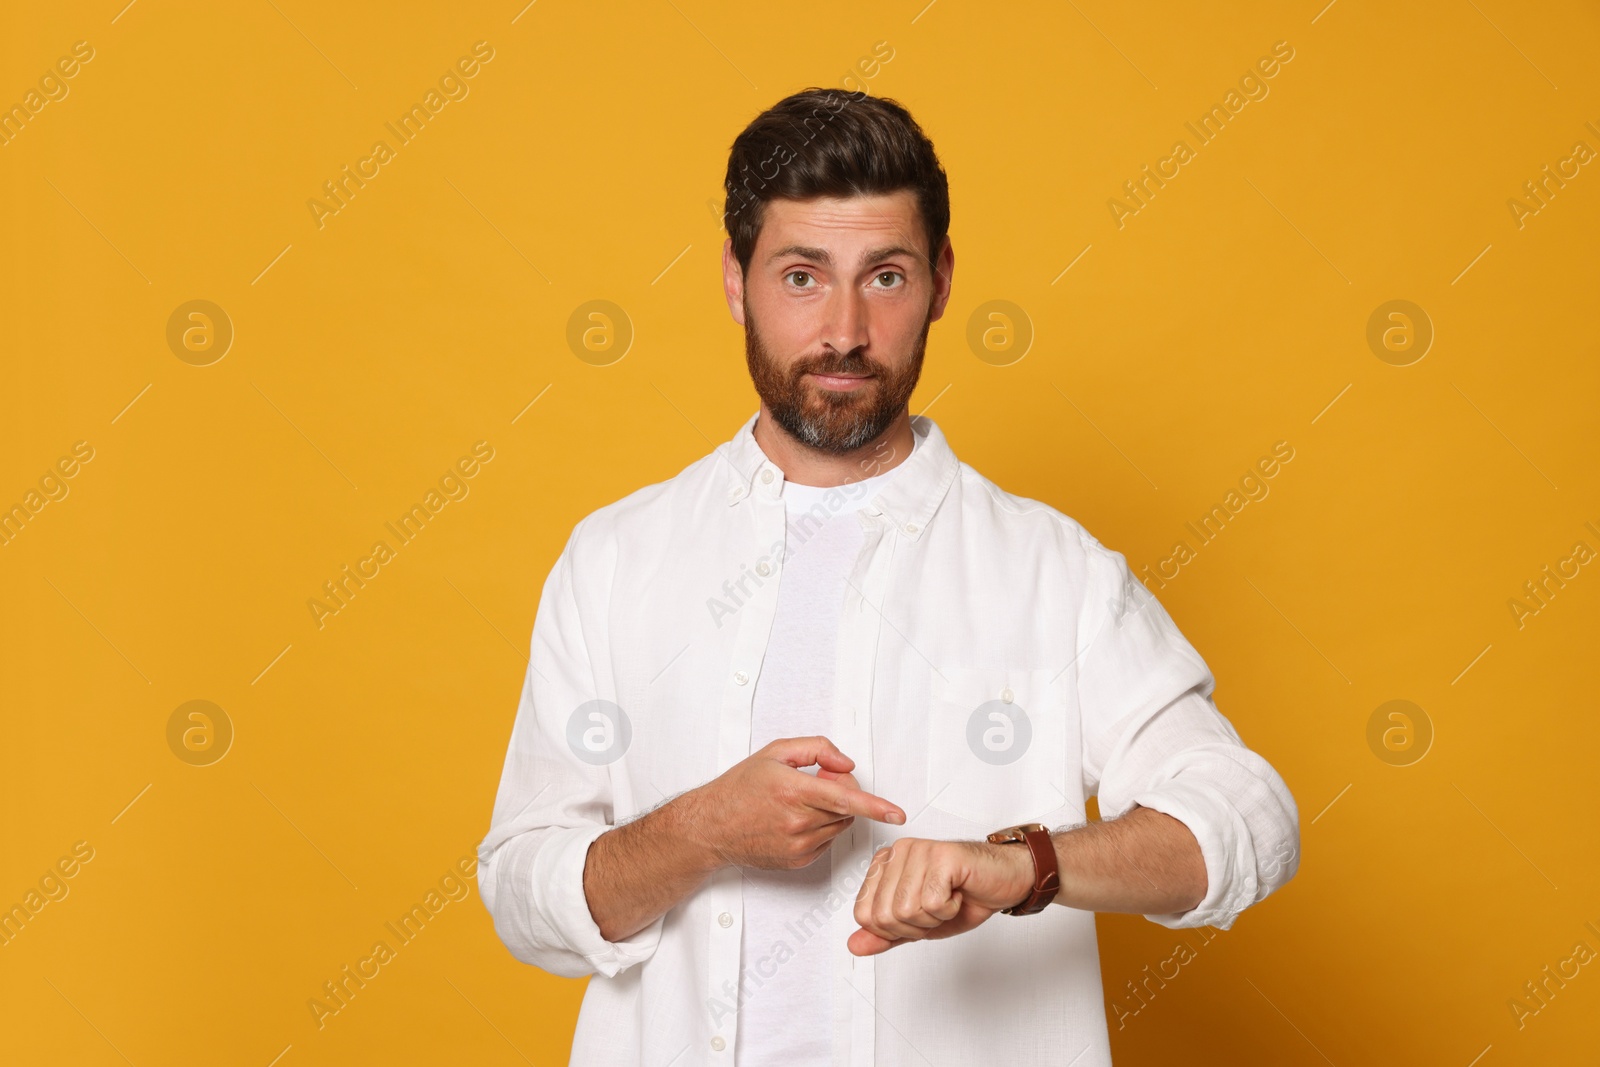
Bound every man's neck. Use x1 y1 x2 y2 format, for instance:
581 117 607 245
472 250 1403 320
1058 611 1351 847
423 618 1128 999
752 406 916 488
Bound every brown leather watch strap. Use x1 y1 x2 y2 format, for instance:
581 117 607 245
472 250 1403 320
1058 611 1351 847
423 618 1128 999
985 822 1061 915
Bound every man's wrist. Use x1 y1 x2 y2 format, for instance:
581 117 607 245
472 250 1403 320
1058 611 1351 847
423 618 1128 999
985 824 1066 914
668 787 726 878
990 838 1042 910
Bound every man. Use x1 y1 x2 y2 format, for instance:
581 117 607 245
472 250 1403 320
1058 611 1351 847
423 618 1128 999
478 88 1299 1066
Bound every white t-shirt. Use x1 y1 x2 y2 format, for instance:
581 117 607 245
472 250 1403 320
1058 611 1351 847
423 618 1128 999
736 435 918 1066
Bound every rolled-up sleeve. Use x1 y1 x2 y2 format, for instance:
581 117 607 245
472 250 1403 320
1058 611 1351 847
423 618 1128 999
476 517 664 978
1073 529 1300 931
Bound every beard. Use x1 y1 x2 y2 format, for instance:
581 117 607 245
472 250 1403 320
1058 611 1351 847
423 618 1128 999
743 298 932 455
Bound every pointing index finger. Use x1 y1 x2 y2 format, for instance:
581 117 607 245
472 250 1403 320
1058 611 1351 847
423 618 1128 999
809 776 905 825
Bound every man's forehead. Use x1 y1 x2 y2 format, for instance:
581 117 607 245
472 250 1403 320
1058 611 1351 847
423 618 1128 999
757 192 925 257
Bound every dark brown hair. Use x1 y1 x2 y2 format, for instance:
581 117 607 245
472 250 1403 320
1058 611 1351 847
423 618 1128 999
722 88 950 276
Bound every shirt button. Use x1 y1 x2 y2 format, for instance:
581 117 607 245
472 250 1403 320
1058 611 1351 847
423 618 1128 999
711 1036 726 1052
903 522 919 534
733 670 749 685
728 486 745 503
718 911 733 928
755 561 771 576
1000 687 1014 704
760 469 775 484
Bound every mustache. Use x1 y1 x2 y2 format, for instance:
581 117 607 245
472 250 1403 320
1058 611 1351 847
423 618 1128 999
793 351 878 378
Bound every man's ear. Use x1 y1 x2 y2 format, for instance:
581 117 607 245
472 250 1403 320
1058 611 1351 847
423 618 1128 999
927 236 955 323
722 238 747 326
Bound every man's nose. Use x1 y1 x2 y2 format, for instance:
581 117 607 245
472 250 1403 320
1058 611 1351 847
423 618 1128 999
822 287 869 357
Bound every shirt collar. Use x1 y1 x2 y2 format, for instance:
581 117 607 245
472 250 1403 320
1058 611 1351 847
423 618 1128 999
717 410 960 542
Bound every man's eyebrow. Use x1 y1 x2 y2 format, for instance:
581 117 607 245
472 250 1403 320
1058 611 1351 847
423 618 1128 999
765 244 923 268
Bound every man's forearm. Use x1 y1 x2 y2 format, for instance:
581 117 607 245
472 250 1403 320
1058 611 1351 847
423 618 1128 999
1048 804 1207 915
582 789 723 943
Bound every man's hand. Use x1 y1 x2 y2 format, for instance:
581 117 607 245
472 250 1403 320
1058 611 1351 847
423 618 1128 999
580 736 903 944
847 837 1036 956
685 736 906 872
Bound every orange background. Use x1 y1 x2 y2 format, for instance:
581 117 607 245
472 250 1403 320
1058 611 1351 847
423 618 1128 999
3 1 1598 1064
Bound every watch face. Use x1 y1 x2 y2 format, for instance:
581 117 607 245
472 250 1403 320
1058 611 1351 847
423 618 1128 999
987 823 1033 844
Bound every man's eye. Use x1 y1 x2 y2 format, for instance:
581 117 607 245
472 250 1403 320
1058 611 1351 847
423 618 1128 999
873 271 904 289
786 271 814 288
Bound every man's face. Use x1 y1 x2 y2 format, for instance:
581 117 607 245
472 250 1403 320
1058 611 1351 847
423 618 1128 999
724 190 954 454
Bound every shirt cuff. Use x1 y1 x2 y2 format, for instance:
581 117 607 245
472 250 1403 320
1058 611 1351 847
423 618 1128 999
532 823 665 978
1122 782 1257 931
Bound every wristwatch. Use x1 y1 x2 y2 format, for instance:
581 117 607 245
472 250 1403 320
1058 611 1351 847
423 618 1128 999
985 822 1061 915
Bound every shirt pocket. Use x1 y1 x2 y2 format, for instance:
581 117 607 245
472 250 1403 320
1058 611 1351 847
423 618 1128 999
924 665 1069 829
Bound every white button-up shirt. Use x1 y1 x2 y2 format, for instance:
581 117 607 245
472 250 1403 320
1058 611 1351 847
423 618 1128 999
477 411 1300 1066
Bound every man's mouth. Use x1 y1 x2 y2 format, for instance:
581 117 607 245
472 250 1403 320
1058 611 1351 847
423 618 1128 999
807 371 874 391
